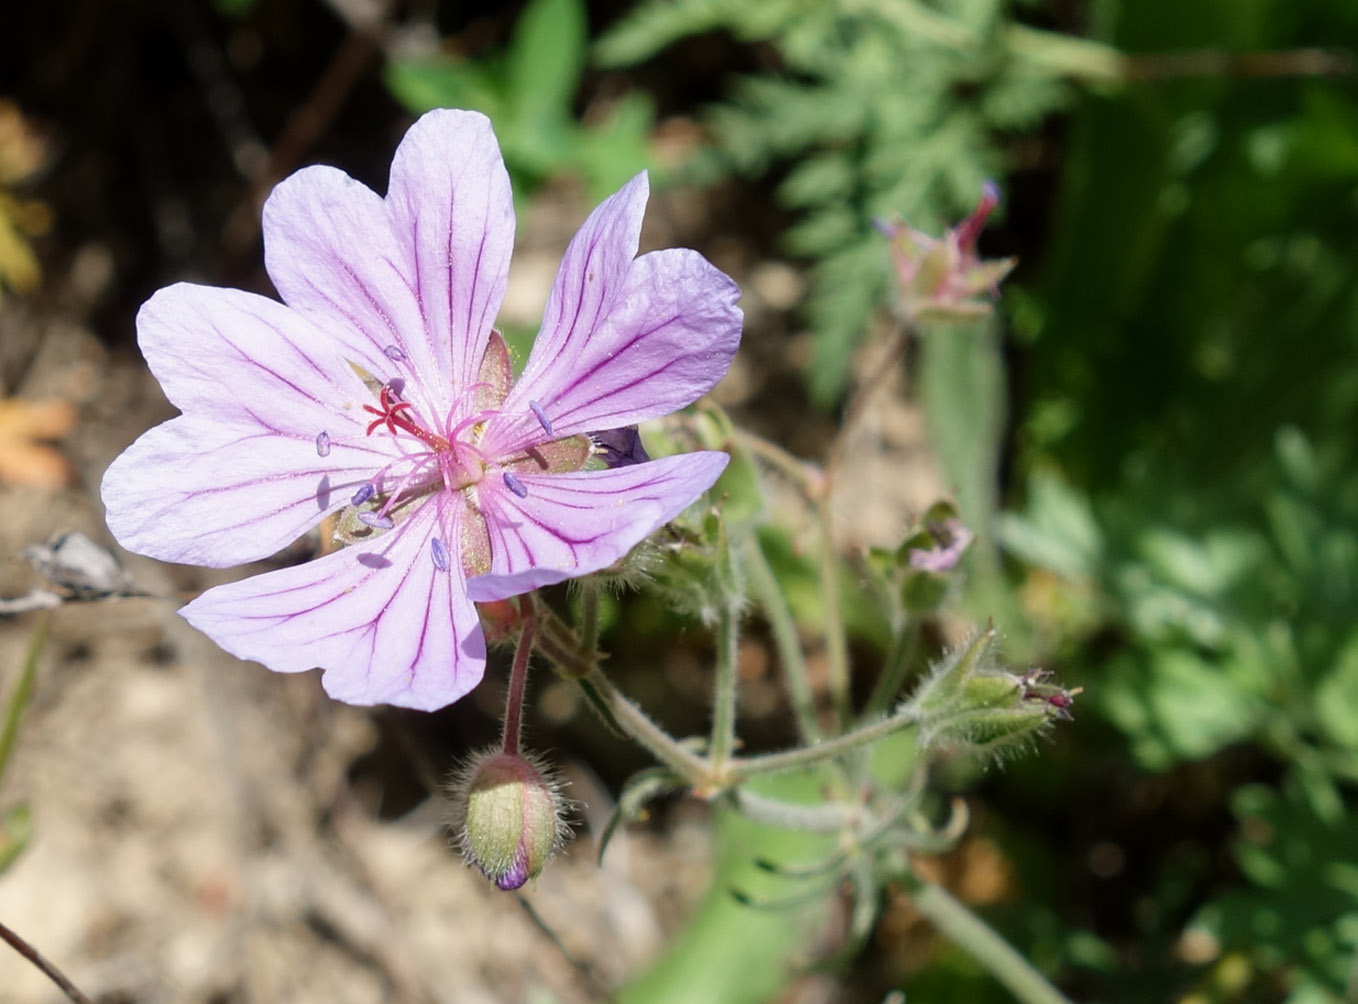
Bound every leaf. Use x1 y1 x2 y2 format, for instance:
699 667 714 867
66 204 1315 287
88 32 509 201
596 766 684 863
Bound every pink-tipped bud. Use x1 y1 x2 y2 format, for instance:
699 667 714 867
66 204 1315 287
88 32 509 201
880 182 1016 325
446 749 569 891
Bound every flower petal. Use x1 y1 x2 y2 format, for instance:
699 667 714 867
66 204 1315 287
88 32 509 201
102 416 381 567
466 451 729 601
180 501 485 711
262 164 429 405
484 174 741 455
385 109 515 414
103 283 405 565
133 282 381 434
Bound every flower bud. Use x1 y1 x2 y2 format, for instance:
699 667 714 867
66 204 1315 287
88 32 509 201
446 749 570 891
876 182 1016 325
906 629 1079 761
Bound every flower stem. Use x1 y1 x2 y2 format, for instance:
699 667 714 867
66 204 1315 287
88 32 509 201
901 873 1075 1004
741 529 821 743
577 587 601 663
0 917 94 1004
815 498 853 731
500 618 536 756
864 617 921 719
709 601 741 769
726 707 919 783
580 666 711 789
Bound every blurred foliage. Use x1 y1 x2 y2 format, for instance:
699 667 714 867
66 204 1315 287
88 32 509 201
0 100 50 301
597 0 1118 404
999 0 1358 998
1190 782 1358 1002
385 0 653 202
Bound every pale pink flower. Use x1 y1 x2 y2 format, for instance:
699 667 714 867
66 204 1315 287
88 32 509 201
102 110 741 710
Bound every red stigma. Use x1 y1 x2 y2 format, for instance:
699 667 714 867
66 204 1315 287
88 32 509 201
362 385 450 451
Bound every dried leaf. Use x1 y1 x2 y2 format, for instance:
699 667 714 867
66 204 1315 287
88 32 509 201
0 398 76 488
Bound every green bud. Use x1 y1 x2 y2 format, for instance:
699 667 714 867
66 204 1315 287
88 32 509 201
446 749 570 891
906 629 1079 761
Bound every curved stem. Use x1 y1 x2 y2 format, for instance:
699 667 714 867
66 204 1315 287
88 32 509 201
901 874 1075 1004
580 666 711 790
500 618 536 756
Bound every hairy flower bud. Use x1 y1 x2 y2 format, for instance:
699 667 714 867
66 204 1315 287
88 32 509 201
906 628 1078 761
446 749 570 890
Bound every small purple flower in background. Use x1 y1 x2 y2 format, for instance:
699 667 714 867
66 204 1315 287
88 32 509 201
101 110 742 711
908 518 974 573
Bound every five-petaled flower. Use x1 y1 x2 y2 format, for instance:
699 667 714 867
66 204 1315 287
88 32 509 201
101 110 742 710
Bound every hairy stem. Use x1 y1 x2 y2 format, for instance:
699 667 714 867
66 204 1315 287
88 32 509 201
726 708 919 783
816 498 853 731
864 617 921 719
709 602 741 770
580 666 711 789
500 618 536 756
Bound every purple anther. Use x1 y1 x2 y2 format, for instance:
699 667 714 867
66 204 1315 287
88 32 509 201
430 537 450 572
383 344 407 362
315 431 332 457
502 472 529 498
528 400 554 437
387 377 406 399
350 483 375 506
592 426 651 468
357 511 395 531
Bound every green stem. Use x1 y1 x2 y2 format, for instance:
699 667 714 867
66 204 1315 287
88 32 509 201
902 874 1075 1004
864 618 921 719
726 708 918 783
816 499 852 731
0 616 47 792
709 602 740 769
580 666 711 790
577 587 601 663
741 530 821 743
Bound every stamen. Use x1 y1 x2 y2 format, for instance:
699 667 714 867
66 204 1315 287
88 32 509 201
529 400 554 437
430 537 450 572
502 472 529 498
384 344 407 362
315 431 332 457
350 484 375 506
357 511 395 530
